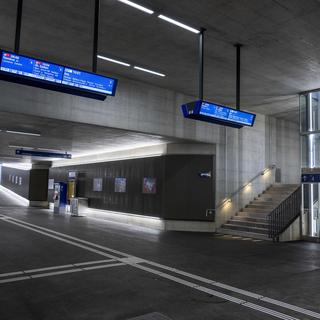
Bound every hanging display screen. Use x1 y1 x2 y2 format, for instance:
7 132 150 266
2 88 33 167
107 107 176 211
62 68 115 95
199 102 255 126
181 100 256 128
0 52 64 83
0 51 118 100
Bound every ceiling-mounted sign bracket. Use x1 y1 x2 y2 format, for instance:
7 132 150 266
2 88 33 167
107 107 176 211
198 28 206 101
14 0 23 54
92 0 100 73
234 43 242 110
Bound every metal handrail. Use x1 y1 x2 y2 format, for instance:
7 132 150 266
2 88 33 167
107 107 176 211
216 164 276 209
267 186 301 241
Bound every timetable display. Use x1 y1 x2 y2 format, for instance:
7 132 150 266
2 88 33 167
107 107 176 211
181 100 256 128
0 50 118 100
1 52 64 83
199 102 255 126
62 68 116 95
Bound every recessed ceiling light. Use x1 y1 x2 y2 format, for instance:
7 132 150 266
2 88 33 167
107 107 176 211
8 145 34 149
134 66 166 77
158 14 200 34
97 55 131 67
117 0 154 14
5 130 41 137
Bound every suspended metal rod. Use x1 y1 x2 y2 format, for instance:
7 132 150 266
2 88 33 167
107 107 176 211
14 0 23 53
92 0 100 73
235 43 242 110
198 28 206 100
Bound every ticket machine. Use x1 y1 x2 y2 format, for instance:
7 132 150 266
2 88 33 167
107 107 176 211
53 182 67 214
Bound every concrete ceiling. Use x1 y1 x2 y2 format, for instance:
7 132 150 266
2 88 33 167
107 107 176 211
0 111 174 164
1 0 318 123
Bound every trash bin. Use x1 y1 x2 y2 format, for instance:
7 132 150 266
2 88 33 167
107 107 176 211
70 198 79 216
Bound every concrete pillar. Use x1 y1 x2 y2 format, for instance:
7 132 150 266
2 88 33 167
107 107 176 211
29 162 51 208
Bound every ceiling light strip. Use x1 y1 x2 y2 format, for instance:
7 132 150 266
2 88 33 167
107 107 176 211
97 55 131 67
117 0 154 14
134 66 166 77
6 130 41 137
158 14 200 34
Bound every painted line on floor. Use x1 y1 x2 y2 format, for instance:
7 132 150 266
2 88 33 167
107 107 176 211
0 259 115 278
0 262 125 284
2 216 320 320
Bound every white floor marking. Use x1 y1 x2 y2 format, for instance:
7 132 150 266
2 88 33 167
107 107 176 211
0 271 24 278
82 262 125 271
0 259 115 279
0 262 125 284
1 216 320 320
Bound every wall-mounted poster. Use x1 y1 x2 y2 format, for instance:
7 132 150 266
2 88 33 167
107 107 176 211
142 177 157 194
93 178 103 192
48 179 54 190
114 178 126 193
19 177 22 185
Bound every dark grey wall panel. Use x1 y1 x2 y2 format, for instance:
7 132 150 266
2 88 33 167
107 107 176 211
164 155 215 221
49 157 165 217
29 169 49 201
49 155 215 221
1 166 30 199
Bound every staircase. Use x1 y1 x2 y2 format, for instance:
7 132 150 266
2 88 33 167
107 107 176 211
218 184 299 240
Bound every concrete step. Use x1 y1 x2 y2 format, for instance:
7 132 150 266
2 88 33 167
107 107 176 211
238 211 269 219
229 219 268 228
217 228 270 241
233 216 267 223
264 190 293 195
222 223 268 235
258 194 288 199
246 203 275 209
271 184 299 188
254 198 283 203
242 207 272 213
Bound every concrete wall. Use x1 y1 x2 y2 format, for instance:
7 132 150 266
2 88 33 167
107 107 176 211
215 114 300 227
0 78 224 145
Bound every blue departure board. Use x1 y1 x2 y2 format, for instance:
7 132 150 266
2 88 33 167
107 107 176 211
62 68 115 95
199 101 255 126
181 100 256 128
0 52 64 83
0 51 118 100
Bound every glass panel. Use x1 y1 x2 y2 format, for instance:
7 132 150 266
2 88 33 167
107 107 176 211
302 183 320 237
300 94 307 132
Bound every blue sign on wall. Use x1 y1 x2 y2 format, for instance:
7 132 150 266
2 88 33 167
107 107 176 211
301 173 320 183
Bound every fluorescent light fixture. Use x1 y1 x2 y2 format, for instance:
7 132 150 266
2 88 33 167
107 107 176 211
2 162 32 171
158 14 200 34
6 130 41 137
8 145 34 150
97 55 131 67
134 66 166 77
117 0 154 14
